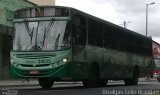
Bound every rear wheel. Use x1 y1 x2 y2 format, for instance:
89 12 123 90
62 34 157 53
98 80 108 87
38 78 54 89
124 67 139 85
82 64 99 88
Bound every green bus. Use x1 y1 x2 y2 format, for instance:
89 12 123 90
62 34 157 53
10 6 153 88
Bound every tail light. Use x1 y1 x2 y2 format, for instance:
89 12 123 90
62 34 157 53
153 70 160 75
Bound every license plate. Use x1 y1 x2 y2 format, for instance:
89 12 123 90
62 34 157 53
30 70 39 74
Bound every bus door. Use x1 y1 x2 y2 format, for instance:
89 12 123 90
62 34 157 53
71 15 87 78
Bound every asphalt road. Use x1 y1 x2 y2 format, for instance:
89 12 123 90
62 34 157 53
1 80 160 95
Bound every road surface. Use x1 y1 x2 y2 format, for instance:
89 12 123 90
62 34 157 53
0 79 160 95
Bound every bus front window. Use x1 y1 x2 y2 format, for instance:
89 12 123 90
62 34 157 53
13 20 71 51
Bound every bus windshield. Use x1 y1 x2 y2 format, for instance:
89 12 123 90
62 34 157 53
13 20 71 51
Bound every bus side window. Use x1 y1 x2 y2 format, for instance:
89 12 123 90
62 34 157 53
103 25 116 49
72 15 86 46
88 19 102 47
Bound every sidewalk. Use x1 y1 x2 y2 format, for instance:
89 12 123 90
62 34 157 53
138 78 157 82
0 78 157 87
0 79 82 87
0 79 39 87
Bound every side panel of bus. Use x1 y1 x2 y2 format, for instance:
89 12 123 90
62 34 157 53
70 9 153 81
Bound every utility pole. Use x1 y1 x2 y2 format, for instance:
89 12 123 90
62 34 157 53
146 2 155 36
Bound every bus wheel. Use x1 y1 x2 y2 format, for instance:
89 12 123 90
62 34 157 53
124 67 139 85
82 64 99 88
157 78 160 82
98 80 108 87
38 78 54 89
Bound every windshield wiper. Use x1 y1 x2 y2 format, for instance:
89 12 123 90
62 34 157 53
42 19 55 47
42 28 47 46
24 20 33 37
24 20 34 51
34 21 40 50
25 27 34 51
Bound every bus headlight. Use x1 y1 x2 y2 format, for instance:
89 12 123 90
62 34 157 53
10 59 14 64
51 57 70 68
62 57 69 63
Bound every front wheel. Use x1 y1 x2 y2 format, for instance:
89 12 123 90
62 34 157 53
38 78 54 89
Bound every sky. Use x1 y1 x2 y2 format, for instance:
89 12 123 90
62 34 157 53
56 0 160 43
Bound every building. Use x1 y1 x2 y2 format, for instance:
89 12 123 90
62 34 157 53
27 0 55 5
0 0 36 79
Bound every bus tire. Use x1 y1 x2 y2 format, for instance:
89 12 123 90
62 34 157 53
124 67 139 85
38 78 54 89
82 64 99 88
98 80 108 87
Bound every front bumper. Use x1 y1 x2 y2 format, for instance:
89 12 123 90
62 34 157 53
9 63 70 78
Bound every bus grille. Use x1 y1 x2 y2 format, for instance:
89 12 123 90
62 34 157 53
21 64 50 67
15 54 56 59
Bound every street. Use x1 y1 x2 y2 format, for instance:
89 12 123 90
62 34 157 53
0 79 160 95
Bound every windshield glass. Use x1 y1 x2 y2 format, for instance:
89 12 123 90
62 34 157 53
13 20 71 51
154 58 160 67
